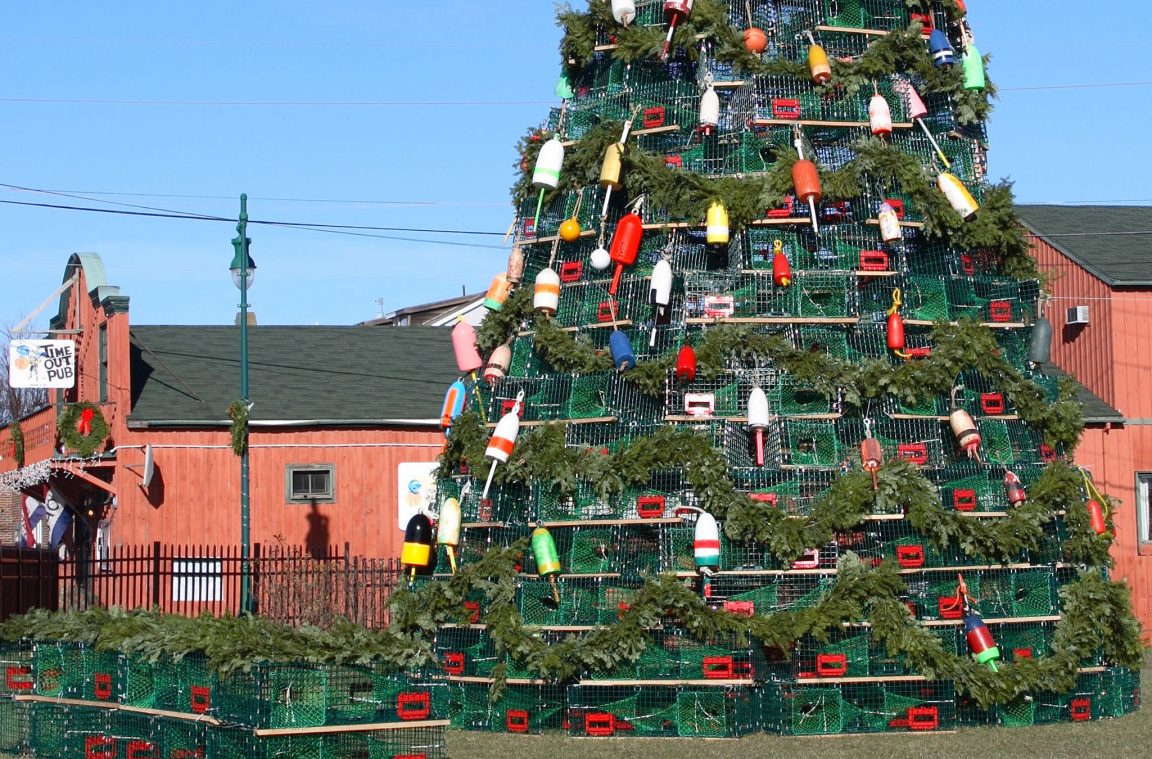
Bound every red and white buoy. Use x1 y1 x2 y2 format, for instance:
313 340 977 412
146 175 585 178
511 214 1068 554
949 388 982 462
483 343 512 386
1004 468 1027 506
481 390 525 500
747 386 771 467
661 0 694 61
861 420 883 490
868 85 892 137
896 80 951 168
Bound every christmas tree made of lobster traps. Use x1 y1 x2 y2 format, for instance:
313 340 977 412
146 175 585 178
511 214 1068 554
408 0 1143 739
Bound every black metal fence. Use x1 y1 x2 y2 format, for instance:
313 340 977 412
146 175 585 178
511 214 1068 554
0 542 403 629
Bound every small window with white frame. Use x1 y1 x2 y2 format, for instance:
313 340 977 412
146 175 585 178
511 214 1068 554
286 464 336 504
1138 473 1152 543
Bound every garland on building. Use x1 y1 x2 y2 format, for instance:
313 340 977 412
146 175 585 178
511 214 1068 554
56 402 110 458
8 420 24 468
228 400 249 456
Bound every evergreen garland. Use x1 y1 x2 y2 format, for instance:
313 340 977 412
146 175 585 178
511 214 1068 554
2 555 1141 710
56 402 110 458
9 420 24 467
227 400 249 457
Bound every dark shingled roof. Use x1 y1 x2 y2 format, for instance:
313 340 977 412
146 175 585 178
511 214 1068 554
128 326 460 427
1016 205 1152 286
1037 363 1124 425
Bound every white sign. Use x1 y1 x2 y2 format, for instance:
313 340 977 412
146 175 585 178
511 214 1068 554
398 462 438 531
172 559 223 602
8 340 76 388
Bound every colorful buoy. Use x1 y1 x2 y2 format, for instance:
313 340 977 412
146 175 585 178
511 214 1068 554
437 498 462 574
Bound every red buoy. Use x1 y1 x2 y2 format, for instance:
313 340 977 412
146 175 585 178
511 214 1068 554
887 289 906 353
771 240 792 287
1004 469 1027 506
861 424 883 491
676 345 697 383
609 207 644 295
1087 499 1107 534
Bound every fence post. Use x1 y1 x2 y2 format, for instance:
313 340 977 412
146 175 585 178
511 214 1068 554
151 541 161 608
251 542 261 616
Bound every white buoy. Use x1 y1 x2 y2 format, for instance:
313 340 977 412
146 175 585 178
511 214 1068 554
649 258 673 346
482 390 524 500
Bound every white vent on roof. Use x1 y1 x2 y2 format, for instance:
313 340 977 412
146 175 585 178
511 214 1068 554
1066 306 1090 325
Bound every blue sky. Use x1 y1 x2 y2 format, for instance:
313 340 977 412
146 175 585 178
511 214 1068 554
1 1 1148 330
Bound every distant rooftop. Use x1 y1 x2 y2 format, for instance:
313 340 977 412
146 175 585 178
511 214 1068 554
360 292 483 327
1017 205 1152 287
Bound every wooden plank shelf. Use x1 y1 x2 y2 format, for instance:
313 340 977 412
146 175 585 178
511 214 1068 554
461 522 507 529
13 696 222 726
533 518 686 528
815 25 893 37
485 416 617 430
518 320 633 336
713 80 748 90
905 319 1027 329
561 124 680 148
665 413 841 423
889 413 1021 421
685 317 860 326
752 119 914 130
866 218 925 229
674 563 1067 579
254 720 451 738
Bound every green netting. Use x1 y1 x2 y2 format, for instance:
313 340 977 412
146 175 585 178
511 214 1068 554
158 716 208 759
998 624 1052 662
567 528 618 574
120 655 157 708
33 641 84 698
567 374 610 419
791 273 853 317
488 686 564 733
790 687 850 735
785 420 842 467
675 691 729 737
905 276 950 321
980 419 1015 466
153 654 216 716
728 583 779 613
775 378 831 416
0 698 29 755
1001 697 1038 727
518 578 602 626
819 634 871 678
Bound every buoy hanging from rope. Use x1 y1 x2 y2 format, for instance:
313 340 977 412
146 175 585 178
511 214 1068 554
772 239 792 287
961 24 986 90
861 419 883 490
530 136 565 231
1004 468 1027 506
610 329 636 372
532 526 563 607
747 386 771 467
608 198 644 295
676 344 697 383
699 82 720 136
506 246 525 285
887 289 908 358
649 257 673 347
661 0 695 61
534 266 561 314
949 387 982 462
611 0 637 25
964 608 1001 672
481 389 524 500
706 201 729 245
440 379 468 431
804 31 832 84
792 128 822 234
1029 301 1053 364
938 171 979 220
878 202 903 244
437 497 462 574
868 84 892 137
451 319 484 375
1081 469 1110 535
483 343 512 387
743 1 767 54
483 272 512 311
401 513 435 585
600 110 639 219
929 29 955 67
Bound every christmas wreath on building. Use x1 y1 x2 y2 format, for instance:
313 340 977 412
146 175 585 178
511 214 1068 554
56 402 110 457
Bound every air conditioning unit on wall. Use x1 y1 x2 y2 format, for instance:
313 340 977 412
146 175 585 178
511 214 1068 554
1066 306 1090 325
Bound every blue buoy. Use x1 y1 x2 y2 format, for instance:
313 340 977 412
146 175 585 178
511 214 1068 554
929 30 955 67
609 331 636 372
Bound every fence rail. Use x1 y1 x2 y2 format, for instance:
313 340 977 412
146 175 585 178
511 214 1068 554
0 542 403 628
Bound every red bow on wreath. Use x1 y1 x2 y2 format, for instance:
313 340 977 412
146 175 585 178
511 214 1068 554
78 407 95 436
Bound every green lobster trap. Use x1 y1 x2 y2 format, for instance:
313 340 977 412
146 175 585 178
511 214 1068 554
0 697 30 755
782 419 843 468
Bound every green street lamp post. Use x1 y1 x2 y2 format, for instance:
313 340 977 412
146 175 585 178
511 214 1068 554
230 194 256 615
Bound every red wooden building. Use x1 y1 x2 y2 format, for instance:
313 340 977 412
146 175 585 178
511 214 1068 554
1 253 459 562
1019 205 1152 629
